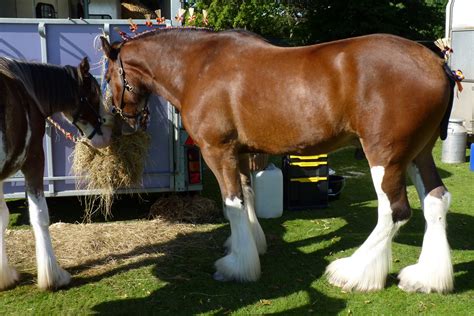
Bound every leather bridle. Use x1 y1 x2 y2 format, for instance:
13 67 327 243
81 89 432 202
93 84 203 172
112 53 150 129
71 94 103 139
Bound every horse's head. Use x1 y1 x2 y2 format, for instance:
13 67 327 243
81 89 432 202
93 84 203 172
63 58 113 148
100 37 150 134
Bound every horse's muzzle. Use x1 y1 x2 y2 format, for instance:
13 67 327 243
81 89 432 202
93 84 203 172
89 125 112 148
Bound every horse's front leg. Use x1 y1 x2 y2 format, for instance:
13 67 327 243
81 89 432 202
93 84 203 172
201 147 261 282
22 154 70 290
224 154 267 255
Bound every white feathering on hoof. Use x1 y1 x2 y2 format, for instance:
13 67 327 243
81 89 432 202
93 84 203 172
398 192 453 294
214 197 260 282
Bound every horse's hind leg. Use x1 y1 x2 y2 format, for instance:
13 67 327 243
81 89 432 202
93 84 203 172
201 147 261 282
399 150 453 293
22 156 70 290
223 154 267 255
0 183 19 290
326 162 410 291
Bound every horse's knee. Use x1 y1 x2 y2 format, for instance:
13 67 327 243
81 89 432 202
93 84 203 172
391 199 412 223
27 193 50 227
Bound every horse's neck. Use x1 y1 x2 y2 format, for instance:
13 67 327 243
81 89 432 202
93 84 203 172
25 63 78 117
129 34 208 110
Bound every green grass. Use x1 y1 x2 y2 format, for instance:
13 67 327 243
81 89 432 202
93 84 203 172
1 141 473 315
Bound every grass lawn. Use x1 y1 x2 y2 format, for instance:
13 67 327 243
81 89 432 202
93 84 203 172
0 141 472 315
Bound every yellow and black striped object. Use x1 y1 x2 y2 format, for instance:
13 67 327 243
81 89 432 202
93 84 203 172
283 154 329 210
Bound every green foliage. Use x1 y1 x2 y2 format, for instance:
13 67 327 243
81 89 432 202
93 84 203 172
185 0 448 45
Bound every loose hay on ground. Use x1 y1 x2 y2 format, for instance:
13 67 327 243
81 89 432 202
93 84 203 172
6 220 220 279
72 130 151 220
149 195 222 224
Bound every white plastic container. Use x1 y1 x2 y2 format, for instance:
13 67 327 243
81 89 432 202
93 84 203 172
251 163 283 218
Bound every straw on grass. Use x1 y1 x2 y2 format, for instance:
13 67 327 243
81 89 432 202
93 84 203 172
149 194 222 224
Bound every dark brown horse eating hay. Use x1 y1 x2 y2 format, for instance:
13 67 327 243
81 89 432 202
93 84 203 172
0 57 113 290
101 29 456 293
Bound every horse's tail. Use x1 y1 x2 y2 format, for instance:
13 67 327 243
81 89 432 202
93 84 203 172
440 64 457 141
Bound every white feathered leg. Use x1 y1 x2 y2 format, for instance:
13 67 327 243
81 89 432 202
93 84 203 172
398 192 453 293
224 183 267 255
28 192 70 290
325 166 403 291
215 197 260 282
0 184 19 290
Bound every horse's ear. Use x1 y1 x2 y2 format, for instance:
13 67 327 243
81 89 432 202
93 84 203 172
79 57 90 77
101 36 119 60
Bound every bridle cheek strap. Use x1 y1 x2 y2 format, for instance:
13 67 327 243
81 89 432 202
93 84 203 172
72 96 104 139
113 53 150 130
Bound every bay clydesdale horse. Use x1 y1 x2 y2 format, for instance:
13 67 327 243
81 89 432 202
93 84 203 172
101 29 455 293
0 57 112 290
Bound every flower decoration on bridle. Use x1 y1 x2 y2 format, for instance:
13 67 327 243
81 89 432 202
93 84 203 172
155 9 166 24
202 10 209 26
128 18 138 33
187 8 196 23
175 8 185 23
144 14 153 27
113 27 131 41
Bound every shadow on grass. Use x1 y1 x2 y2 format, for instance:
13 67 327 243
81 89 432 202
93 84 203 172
6 194 158 226
83 207 356 314
5 147 471 312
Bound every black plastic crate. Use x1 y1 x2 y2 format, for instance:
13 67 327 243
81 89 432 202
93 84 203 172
283 155 329 210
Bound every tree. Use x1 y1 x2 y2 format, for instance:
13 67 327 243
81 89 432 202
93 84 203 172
185 0 448 45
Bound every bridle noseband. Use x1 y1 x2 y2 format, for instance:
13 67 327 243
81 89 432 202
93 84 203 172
72 94 104 139
113 53 150 129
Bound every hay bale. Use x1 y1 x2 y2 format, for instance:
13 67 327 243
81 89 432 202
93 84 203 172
72 128 151 221
149 194 222 224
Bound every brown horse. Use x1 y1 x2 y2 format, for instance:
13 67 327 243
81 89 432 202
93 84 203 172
0 57 113 290
101 29 455 293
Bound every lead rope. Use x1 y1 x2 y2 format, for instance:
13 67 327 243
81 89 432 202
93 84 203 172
46 117 80 143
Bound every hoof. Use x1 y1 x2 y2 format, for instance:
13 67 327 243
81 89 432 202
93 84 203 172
38 267 71 291
213 271 231 282
0 266 19 290
325 256 387 292
398 264 453 294
214 252 260 283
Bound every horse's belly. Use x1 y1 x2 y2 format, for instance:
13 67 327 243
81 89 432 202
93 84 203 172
243 127 355 156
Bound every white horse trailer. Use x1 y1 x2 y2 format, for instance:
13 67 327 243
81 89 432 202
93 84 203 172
446 0 474 134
